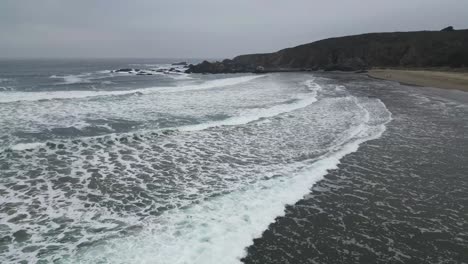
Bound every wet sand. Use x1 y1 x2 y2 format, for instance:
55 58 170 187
242 73 468 264
368 69 468 92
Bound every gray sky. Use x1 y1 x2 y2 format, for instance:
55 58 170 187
1 0 467 59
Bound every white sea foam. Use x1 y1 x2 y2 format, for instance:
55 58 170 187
165 73 194 80
179 93 318 131
5 77 316 151
0 74 394 263
156 75 264 93
0 86 14 91
0 75 263 103
0 78 13 83
73 100 391 264
50 74 91 84
304 78 322 92
179 79 321 131
6 83 314 151
63 75 90 84
0 78 14 91
10 142 46 151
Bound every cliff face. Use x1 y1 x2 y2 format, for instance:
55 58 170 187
187 29 468 73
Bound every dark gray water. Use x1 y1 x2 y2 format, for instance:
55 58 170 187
243 73 468 264
0 60 466 264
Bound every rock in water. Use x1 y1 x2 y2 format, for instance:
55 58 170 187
254 66 265 73
185 60 255 74
441 26 455 32
115 68 134 73
172 62 188 66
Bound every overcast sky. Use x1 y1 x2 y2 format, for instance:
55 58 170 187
1 0 467 59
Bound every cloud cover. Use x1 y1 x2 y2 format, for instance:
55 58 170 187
0 0 467 58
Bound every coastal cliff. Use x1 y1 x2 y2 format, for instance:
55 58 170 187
186 28 468 73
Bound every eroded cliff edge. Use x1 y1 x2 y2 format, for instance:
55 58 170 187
186 28 468 74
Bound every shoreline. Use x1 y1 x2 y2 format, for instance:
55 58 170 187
243 72 468 264
367 69 468 92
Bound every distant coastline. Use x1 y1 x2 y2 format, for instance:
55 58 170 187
186 27 468 75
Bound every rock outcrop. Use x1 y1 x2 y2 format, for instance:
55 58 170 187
172 62 188 66
186 60 256 74
111 65 189 76
113 68 138 73
186 28 468 73
441 26 455 32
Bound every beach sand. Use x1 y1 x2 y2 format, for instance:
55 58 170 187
368 69 468 92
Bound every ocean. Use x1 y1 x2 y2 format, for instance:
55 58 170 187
0 59 466 263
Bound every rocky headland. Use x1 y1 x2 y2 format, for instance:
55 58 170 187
186 27 468 74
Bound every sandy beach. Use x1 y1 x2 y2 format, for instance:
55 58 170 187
368 69 468 92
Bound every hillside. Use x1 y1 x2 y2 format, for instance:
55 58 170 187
186 28 468 73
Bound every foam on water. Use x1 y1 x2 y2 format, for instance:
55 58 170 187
10 142 46 151
0 78 13 83
155 75 264 93
0 86 14 91
50 74 92 84
71 97 391 264
5 78 317 151
179 82 321 131
166 73 194 80
0 75 263 103
0 74 393 263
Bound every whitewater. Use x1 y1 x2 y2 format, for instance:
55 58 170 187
0 59 392 263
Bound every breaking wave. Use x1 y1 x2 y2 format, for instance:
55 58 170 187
0 75 264 103
0 75 392 263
